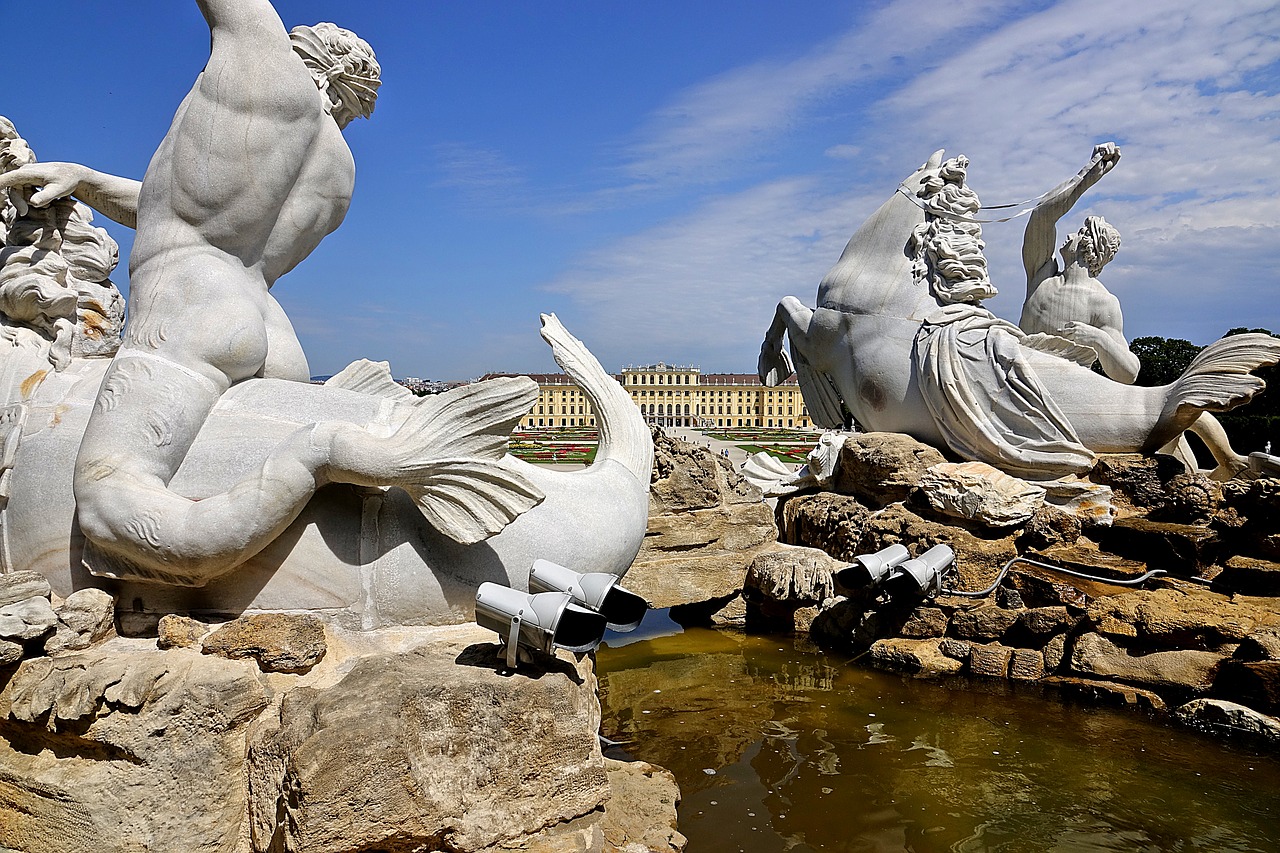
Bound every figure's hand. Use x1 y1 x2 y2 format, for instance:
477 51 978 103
1057 320 1106 350
0 162 89 215
1089 142 1120 178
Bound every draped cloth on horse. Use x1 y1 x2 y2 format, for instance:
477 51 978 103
914 303 1095 479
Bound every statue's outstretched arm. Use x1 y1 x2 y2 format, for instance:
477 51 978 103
0 162 140 228
1022 143 1120 287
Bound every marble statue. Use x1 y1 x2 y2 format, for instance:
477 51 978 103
758 149 1280 481
741 432 848 496
1019 143 1248 478
0 1 651 627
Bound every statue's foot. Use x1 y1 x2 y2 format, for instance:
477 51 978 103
1208 455 1250 481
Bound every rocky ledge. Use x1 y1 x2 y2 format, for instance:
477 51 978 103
738 431 1280 749
0 604 683 853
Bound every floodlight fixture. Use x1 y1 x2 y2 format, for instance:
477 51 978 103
835 543 911 589
475 582 607 670
527 558 648 632
883 544 954 599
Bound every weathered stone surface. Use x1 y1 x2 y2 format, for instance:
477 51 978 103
651 428 758 513
1020 505 1083 550
0 570 52 608
1070 632 1224 692
831 432 946 506
1043 676 1167 711
1009 549 1147 608
950 606 1018 641
1154 473 1222 524
45 588 115 655
939 638 971 661
743 544 840 606
1086 586 1278 649
1018 606 1076 638
1043 634 1068 672
969 643 1013 678
743 544 843 631
1238 630 1280 661
1215 555 1280 597
247 631 609 853
916 461 1045 527
869 637 964 677
1091 454 1183 510
599 758 685 853
1174 699 1280 743
776 491 870 561
157 614 210 649
0 625 666 853
0 638 23 665
1041 479 1115 525
1009 648 1045 681
0 595 57 641
202 613 327 673
900 607 948 639
0 641 270 853
1093 517 1220 577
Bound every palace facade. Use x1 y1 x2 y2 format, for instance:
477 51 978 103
484 362 813 430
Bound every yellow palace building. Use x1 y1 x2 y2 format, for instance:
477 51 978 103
484 361 814 430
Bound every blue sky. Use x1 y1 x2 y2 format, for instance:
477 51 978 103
6 0 1280 380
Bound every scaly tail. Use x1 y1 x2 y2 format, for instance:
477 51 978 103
1145 332 1280 452
393 377 545 544
538 313 652 481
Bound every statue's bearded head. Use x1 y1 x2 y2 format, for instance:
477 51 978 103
289 23 382 129
1075 215 1121 277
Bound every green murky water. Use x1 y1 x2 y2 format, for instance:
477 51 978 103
596 619 1280 852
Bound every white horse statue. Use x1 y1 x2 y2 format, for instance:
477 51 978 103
758 150 1280 481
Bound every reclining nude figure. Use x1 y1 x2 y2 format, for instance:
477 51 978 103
0 1 546 586
1020 143 1248 478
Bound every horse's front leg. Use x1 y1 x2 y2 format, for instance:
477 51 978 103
759 295 813 386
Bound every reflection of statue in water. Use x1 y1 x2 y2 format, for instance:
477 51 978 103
0 2 651 623
758 148 1280 481
1019 143 1247 478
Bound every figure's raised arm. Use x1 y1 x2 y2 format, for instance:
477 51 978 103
1023 143 1120 286
0 162 140 228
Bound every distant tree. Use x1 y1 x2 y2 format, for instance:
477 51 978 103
1130 336 1201 387
1217 327 1280 453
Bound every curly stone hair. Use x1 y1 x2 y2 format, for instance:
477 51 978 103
1078 215 1121 277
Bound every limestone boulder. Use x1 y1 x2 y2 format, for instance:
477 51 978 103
949 606 1018 642
899 606 948 639
599 758 685 853
1214 555 1280 597
1019 505 1083 550
1213 659 1280 715
831 432 946 506
916 461 1045 527
202 613 327 673
1093 517 1221 578
1041 478 1115 525
0 595 57 641
1069 632 1224 693
1091 454 1183 510
868 637 963 677
0 641 270 853
45 588 115 655
650 427 758 513
1085 586 1279 649
1174 699 1280 743
776 491 870 561
0 570 52 607
968 642 1013 678
742 545 841 609
247 632 609 853
157 614 210 649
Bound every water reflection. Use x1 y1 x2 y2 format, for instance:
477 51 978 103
597 627 1280 853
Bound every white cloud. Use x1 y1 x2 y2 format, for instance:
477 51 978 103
549 0 1280 371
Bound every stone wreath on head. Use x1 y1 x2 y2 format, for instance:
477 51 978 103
289 22 382 127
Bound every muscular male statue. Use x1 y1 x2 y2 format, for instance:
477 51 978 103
1019 143 1246 478
0 1 541 585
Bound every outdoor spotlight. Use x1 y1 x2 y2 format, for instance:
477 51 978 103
527 558 648 632
474 582 607 670
883 544 954 599
835 544 911 589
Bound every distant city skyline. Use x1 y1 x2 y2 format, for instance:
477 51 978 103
8 1 1280 381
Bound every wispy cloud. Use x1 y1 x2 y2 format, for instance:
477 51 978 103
430 142 528 210
548 0 1280 369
